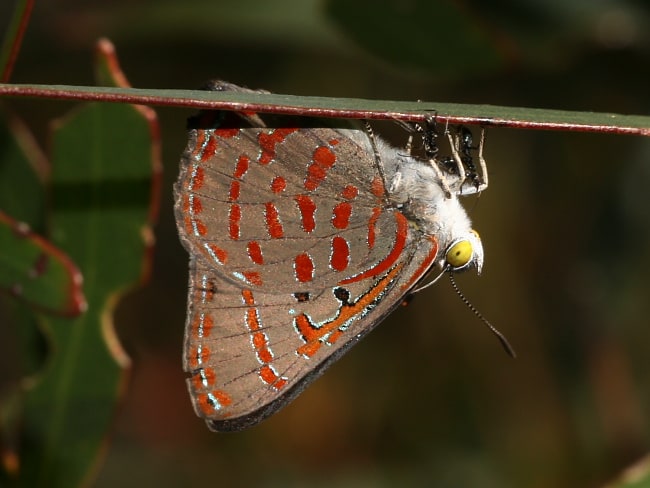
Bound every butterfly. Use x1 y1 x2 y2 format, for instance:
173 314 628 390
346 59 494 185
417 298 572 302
174 81 497 432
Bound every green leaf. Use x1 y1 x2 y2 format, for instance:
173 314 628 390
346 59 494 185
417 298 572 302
1 83 649 135
0 211 85 317
17 98 158 487
0 0 34 82
0 110 85 317
0 113 46 229
0 111 50 484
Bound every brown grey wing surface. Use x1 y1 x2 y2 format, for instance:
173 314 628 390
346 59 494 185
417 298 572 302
174 109 442 430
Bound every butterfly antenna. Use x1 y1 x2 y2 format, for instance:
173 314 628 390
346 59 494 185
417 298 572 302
448 272 516 358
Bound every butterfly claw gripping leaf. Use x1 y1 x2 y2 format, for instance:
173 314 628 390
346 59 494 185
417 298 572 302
174 81 487 431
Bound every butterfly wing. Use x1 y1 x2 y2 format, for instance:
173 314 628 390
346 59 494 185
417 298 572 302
175 100 440 431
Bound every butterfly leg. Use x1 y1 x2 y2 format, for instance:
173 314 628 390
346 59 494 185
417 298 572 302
475 128 488 193
413 114 454 198
446 127 468 191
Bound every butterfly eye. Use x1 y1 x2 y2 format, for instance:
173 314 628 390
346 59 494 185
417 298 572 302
446 239 474 269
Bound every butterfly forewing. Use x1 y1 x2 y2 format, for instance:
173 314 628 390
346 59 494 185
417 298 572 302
178 124 403 290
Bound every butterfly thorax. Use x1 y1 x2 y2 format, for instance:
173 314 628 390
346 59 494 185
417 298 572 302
385 153 483 272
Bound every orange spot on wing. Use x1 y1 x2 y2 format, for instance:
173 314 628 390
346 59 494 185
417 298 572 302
229 180 240 201
295 195 316 233
242 289 255 306
247 241 264 264
239 289 286 389
196 394 213 415
191 196 203 214
243 271 262 286
246 308 260 330
328 329 342 344
341 185 358 200
212 390 232 407
252 331 266 349
305 146 336 191
188 345 211 369
332 202 352 229
253 331 273 363
294 253 314 282
260 365 278 385
229 204 241 240
330 236 349 272
258 349 273 364
273 378 288 389
195 389 232 415
296 340 320 358
265 202 284 238
271 176 286 193
201 134 218 162
314 145 336 166
191 314 214 339
258 128 298 164
294 314 314 341
202 314 214 337
208 244 228 265
195 219 207 236
233 154 249 178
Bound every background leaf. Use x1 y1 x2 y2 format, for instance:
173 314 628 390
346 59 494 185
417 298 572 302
0 109 49 482
17 99 157 488
0 116 84 317
0 113 46 228
11 37 161 486
0 210 85 317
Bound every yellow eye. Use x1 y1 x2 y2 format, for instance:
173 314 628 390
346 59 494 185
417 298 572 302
446 239 473 268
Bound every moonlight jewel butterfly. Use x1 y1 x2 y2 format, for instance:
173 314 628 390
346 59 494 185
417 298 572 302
174 81 508 432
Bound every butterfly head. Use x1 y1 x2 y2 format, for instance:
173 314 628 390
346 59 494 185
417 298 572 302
444 229 484 274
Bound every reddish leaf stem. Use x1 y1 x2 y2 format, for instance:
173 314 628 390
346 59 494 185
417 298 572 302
0 0 35 83
0 83 648 136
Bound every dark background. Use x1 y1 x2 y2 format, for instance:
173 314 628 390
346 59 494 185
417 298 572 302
2 0 650 486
